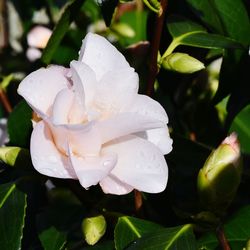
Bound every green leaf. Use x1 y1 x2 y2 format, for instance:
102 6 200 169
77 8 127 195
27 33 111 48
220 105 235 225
166 16 243 56
0 182 16 208
39 226 67 250
0 183 27 250
7 100 32 148
114 216 163 250
185 0 224 34
97 0 118 27
229 104 250 154
126 224 197 250
41 0 85 65
211 0 250 45
198 206 250 249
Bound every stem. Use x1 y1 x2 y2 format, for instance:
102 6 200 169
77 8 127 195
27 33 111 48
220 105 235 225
146 0 168 96
134 189 143 216
161 39 179 59
216 225 231 250
0 89 12 113
0 0 8 49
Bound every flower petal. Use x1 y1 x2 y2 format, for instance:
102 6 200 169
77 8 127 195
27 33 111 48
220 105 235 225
69 150 117 189
103 135 168 193
52 88 75 125
136 128 173 155
70 60 97 107
123 94 169 124
30 121 76 178
18 65 70 117
78 33 130 80
47 120 102 157
98 113 165 144
94 68 138 115
99 174 133 195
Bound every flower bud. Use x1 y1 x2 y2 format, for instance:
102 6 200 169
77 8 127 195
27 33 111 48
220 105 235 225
111 23 135 38
82 215 107 245
161 52 205 73
197 133 242 215
0 146 30 167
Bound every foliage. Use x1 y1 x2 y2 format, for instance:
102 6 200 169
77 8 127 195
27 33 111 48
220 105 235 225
0 0 250 249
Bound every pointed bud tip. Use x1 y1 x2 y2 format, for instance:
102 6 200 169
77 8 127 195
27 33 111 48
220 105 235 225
222 132 240 154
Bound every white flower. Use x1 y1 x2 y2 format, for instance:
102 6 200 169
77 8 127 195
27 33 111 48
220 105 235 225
26 25 52 61
18 33 172 195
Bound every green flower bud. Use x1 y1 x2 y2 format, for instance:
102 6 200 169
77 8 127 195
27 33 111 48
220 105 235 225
111 23 135 38
0 146 30 167
82 215 107 245
197 133 242 215
161 52 205 74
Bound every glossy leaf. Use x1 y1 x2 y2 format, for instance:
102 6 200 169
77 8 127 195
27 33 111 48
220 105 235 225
126 224 197 250
39 226 67 250
198 206 250 249
7 100 32 148
0 183 27 250
114 216 163 250
229 104 250 154
41 0 85 64
211 0 250 44
0 182 16 208
166 16 244 52
185 0 224 34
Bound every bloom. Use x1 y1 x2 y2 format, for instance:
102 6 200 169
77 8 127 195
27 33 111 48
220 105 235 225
18 33 172 195
26 25 52 61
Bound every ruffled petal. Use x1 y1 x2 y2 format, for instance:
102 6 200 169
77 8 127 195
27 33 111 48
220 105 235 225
103 135 168 193
69 149 117 189
94 68 138 115
98 113 165 144
70 60 97 107
18 65 69 117
30 121 76 178
78 33 130 80
123 94 169 124
52 88 75 125
47 120 102 157
99 174 133 195
136 128 173 155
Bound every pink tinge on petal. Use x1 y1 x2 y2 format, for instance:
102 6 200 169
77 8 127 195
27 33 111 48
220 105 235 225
103 135 168 193
47 120 102 157
52 88 75 125
27 25 52 49
78 33 130 80
18 65 70 117
30 120 77 179
69 148 117 189
99 174 134 195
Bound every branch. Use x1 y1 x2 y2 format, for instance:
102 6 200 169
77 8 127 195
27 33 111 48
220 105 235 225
216 225 231 250
0 89 12 113
146 0 168 96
